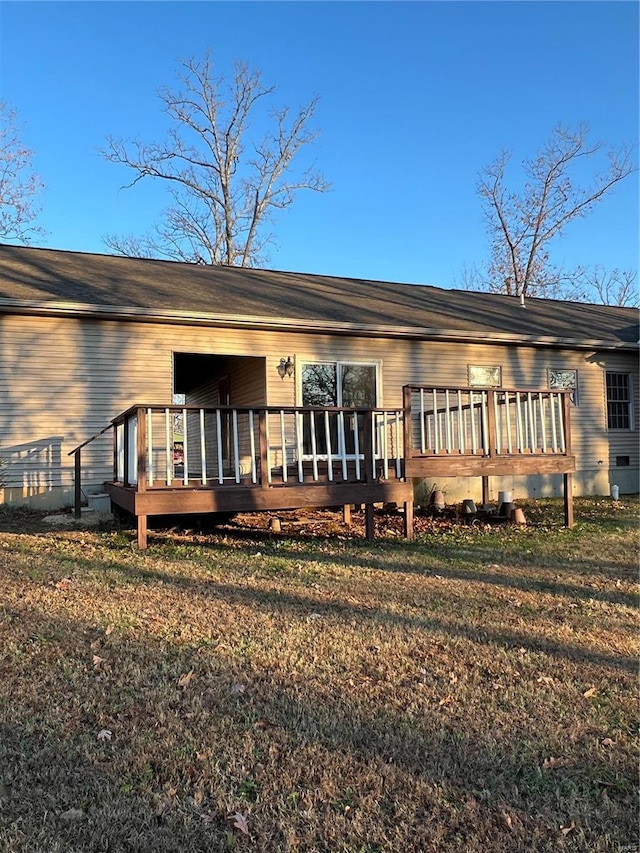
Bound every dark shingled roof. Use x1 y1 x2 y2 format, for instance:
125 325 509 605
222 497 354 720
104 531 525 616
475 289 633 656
0 244 637 346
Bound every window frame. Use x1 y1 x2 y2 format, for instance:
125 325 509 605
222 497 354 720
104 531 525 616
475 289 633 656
297 359 382 461
297 360 381 408
606 372 634 431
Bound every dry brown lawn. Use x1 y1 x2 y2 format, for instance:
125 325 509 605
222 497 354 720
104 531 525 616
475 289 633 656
0 497 638 852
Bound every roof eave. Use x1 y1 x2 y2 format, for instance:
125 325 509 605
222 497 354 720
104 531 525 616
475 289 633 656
0 298 636 351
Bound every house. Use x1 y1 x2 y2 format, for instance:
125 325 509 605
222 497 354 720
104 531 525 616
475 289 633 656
0 243 637 543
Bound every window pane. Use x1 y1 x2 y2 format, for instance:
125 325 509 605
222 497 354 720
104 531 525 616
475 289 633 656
340 364 377 407
606 373 630 429
302 364 337 406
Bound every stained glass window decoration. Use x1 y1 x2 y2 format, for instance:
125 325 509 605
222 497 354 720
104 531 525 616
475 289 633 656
548 369 578 406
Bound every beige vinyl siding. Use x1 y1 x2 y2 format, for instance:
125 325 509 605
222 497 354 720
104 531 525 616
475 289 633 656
0 311 636 506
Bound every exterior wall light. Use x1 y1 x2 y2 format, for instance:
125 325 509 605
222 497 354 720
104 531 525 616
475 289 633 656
277 356 295 379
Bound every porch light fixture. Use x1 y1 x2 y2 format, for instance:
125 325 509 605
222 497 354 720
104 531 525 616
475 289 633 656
277 356 295 380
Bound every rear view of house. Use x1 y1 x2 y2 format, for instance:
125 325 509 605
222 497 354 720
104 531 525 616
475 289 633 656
0 244 637 543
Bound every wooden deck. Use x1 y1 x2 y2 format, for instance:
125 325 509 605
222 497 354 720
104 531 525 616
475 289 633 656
73 385 576 548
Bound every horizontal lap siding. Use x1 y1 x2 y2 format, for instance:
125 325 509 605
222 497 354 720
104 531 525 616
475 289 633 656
0 312 635 504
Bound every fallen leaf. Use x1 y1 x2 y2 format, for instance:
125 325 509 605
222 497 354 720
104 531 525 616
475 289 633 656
601 737 615 747
229 811 249 835
96 729 112 742
560 820 576 836
537 675 554 685
178 670 195 689
105 625 114 636
193 789 204 807
438 694 453 707
92 655 105 668
55 577 72 590
583 687 597 698
500 810 515 831
230 682 245 695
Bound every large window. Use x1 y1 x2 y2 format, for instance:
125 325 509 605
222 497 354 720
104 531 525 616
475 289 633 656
301 362 378 408
606 373 633 430
300 361 379 455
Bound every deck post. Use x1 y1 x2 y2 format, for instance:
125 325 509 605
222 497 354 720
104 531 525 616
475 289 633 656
137 514 148 550
123 415 130 487
482 476 490 505
74 449 82 519
403 500 414 539
365 503 375 540
402 385 413 474
563 473 574 528
136 407 147 493
363 410 376 540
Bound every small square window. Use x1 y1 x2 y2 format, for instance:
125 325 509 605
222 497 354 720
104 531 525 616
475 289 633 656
616 456 630 467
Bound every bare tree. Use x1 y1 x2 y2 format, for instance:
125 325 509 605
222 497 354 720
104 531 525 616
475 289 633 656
0 102 44 244
473 124 636 302
566 266 638 308
102 54 329 266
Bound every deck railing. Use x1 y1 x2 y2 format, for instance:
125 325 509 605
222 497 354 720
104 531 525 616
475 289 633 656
112 405 405 490
403 385 572 459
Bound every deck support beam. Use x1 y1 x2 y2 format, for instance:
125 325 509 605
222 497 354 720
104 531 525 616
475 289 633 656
138 514 148 550
564 473 574 528
482 476 490 506
365 504 375 540
403 500 414 539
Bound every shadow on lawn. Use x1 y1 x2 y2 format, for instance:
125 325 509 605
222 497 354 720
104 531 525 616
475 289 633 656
147 525 639 609
1 605 637 852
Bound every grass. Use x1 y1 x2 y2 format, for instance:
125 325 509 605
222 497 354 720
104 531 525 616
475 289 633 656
0 496 638 852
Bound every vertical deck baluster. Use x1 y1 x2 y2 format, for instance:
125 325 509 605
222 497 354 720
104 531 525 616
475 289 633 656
216 409 224 484
505 393 513 453
395 411 402 477
309 411 318 481
480 392 489 454
550 394 558 452
165 408 171 485
493 392 501 453
265 413 272 484
527 393 536 450
382 412 389 479
432 389 439 453
445 390 452 453
539 394 547 453
419 389 426 452
147 408 154 486
515 392 523 452
469 390 477 454
279 410 287 483
249 410 257 483
233 409 240 483
182 407 188 485
294 411 304 482
457 391 464 453
324 411 333 481
200 409 207 485
353 411 361 480
558 396 566 453
338 411 348 480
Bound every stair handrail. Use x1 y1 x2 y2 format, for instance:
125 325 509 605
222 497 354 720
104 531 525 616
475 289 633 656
67 423 114 519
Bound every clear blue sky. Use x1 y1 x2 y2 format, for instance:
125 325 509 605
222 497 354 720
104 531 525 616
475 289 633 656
0 0 638 287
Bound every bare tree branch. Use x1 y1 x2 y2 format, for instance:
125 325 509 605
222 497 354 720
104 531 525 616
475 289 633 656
0 102 45 244
102 53 329 266
474 124 637 301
